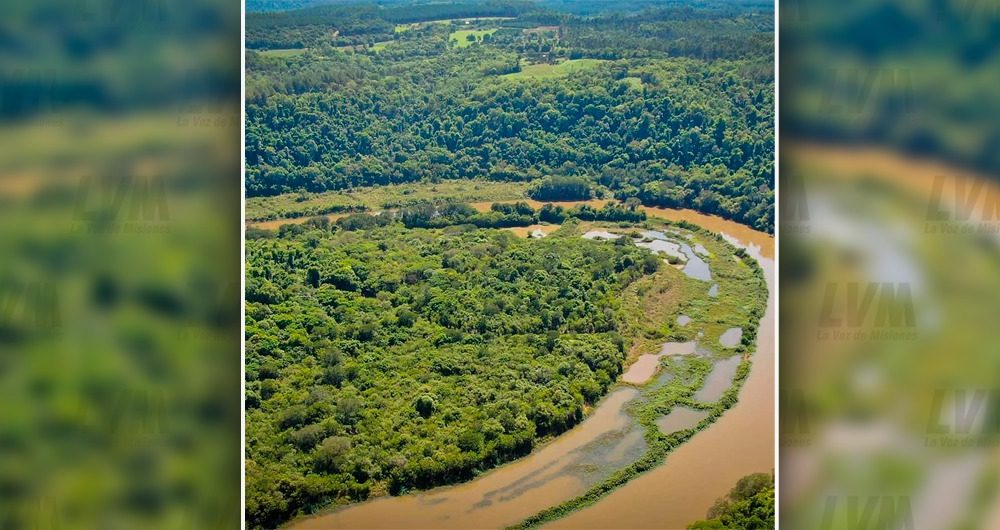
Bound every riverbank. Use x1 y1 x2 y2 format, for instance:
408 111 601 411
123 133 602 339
281 206 774 529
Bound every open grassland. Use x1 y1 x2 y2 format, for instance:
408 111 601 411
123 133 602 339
450 28 498 47
246 180 531 224
336 41 392 52
524 25 560 35
257 48 307 57
502 59 606 79
397 17 515 33
622 76 644 89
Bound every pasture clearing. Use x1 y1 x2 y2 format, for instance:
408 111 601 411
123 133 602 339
502 59 606 79
450 28 498 47
257 48 307 57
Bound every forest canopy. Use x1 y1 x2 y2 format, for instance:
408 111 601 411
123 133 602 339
687 473 775 529
245 2 774 527
245 2 774 231
245 224 661 528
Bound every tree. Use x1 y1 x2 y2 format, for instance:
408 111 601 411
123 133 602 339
415 394 436 418
314 436 352 472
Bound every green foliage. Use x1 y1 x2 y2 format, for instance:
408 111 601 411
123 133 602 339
688 473 774 529
247 2 530 49
245 4 774 232
245 224 658 528
506 353 756 530
326 200 644 232
247 180 530 223
505 220 769 529
783 0 1000 176
528 176 594 201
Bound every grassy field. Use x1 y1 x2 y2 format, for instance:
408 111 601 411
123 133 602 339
397 17 514 33
246 180 532 223
502 59 606 79
524 25 560 36
334 41 392 53
257 48 307 57
450 28 498 47
622 76 644 89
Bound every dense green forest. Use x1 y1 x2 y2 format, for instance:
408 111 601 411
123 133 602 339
781 0 1000 175
245 222 662 528
687 473 774 529
245 211 768 528
245 2 773 527
246 1 774 231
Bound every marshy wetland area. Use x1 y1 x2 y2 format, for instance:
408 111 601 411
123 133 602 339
245 2 774 526
247 189 772 530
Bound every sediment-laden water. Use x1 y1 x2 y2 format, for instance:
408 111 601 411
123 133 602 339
287 207 774 530
547 237 774 530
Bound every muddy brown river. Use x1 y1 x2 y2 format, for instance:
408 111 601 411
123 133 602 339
293 387 646 529
546 237 774 530
286 206 774 530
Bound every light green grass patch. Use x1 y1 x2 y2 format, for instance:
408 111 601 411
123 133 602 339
257 48 307 58
246 180 532 223
398 17 513 33
622 76 644 89
502 59 606 79
450 29 497 48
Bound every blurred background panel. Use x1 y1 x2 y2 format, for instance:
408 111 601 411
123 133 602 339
780 0 1000 528
0 0 240 529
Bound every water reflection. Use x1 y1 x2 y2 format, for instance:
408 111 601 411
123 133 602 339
621 341 697 385
547 231 774 530
293 388 647 529
640 230 712 281
719 327 743 348
656 407 711 434
583 229 712 281
294 212 770 530
694 356 742 403
581 230 620 241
